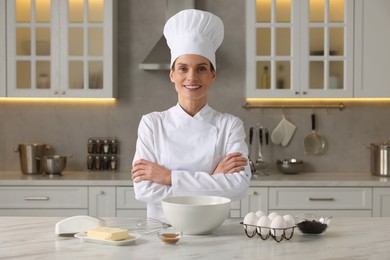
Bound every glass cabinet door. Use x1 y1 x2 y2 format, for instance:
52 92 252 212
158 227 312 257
246 0 353 99
60 0 115 98
7 0 58 97
6 0 116 98
302 0 353 97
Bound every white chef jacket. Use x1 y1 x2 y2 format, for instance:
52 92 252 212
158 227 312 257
132 104 251 221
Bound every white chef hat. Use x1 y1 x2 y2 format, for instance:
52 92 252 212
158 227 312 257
163 9 224 70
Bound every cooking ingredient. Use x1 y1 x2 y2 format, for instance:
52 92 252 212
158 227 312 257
283 214 296 237
268 211 280 221
297 220 328 234
159 233 181 244
87 227 129 241
255 210 266 218
257 216 271 237
270 216 286 238
283 215 295 228
243 212 258 233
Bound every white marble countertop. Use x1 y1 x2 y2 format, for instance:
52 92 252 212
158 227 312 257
1 216 390 259
1 170 390 187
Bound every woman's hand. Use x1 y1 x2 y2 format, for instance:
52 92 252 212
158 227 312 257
212 152 248 175
131 159 172 185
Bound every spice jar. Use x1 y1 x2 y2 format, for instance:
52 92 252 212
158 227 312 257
103 155 110 170
103 139 110 154
95 155 102 170
95 139 102 154
87 155 94 170
110 155 117 171
87 139 95 154
111 139 118 154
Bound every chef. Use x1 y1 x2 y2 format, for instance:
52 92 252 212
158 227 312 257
131 9 251 221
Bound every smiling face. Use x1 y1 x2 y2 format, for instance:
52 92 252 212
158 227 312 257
170 54 216 109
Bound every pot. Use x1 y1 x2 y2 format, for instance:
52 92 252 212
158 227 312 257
371 142 390 176
14 143 50 175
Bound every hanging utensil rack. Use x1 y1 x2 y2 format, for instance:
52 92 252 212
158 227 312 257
243 102 345 111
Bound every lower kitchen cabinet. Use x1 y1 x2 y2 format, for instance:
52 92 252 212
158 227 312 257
373 188 390 217
0 186 88 216
240 187 269 216
89 186 116 217
116 187 147 218
268 187 372 217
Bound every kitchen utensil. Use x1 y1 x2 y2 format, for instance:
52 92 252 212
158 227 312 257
240 222 296 242
371 142 390 176
137 218 172 235
14 143 50 175
304 113 325 154
161 195 231 235
255 128 268 174
248 127 255 174
276 159 304 174
41 155 68 176
271 115 296 147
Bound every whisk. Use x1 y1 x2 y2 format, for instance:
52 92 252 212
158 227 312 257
137 218 171 235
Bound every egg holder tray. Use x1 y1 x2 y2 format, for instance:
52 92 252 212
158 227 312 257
240 222 297 242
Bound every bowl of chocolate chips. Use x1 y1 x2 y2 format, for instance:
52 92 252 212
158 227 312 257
295 213 332 235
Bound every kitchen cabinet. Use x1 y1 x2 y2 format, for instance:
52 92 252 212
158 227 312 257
354 0 390 97
116 187 147 217
373 188 390 217
246 0 354 99
240 187 269 216
88 186 116 217
6 0 117 98
268 187 372 217
0 0 5 97
0 186 88 216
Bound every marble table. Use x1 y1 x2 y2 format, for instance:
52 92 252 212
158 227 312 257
1 216 390 259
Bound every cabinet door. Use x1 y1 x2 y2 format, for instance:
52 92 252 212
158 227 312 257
6 0 116 98
0 0 6 97
7 0 60 97
89 186 116 217
373 188 390 217
354 0 390 97
246 0 353 99
59 0 116 98
241 187 268 217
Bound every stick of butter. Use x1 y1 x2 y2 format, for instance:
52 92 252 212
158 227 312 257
87 227 129 241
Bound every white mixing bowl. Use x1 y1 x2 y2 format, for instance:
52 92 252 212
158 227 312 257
161 195 231 235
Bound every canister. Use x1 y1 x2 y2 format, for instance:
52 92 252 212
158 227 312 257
15 143 49 175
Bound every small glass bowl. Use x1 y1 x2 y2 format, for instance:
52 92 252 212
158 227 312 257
157 227 183 244
295 213 332 235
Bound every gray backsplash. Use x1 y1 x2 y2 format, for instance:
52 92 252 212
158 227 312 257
0 0 388 174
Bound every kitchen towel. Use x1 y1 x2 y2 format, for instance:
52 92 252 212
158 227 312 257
271 116 296 147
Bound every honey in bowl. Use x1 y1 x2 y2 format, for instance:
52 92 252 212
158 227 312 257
158 228 182 244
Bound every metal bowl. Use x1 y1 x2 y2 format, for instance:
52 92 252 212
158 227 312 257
276 159 304 174
42 155 67 176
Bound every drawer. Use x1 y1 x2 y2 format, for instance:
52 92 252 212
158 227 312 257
0 186 88 209
116 187 146 209
269 187 372 210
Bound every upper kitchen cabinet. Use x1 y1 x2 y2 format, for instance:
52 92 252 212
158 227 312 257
354 0 390 98
6 0 117 98
0 1 6 97
246 0 354 99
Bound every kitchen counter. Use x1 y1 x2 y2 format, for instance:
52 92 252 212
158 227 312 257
1 216 390 259
1 170 390 187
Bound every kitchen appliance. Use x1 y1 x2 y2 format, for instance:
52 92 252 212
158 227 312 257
371 142 390 176
15 143 49 175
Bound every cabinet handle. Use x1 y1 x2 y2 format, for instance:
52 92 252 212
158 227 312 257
100 191 105 195
61 91 66 95
252 191 258 195
295 91 299 95
309 197 334 201
302 91 307 95
54 91 58 95
24 196 49 201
